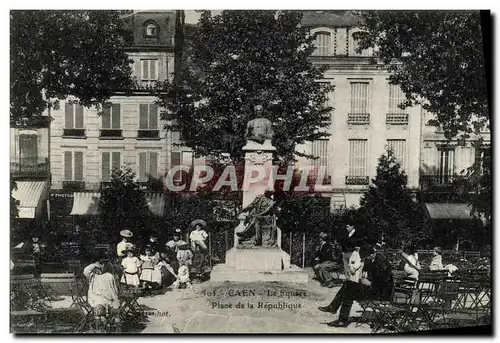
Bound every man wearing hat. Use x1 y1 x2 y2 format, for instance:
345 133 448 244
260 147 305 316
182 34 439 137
117 229 134 258
189 219 208 252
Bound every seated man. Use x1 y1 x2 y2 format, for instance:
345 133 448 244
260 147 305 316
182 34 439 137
313 232 342 288
318 244 393 327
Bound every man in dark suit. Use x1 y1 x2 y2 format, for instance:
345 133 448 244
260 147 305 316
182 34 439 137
313 232 342 287
318 244 393 327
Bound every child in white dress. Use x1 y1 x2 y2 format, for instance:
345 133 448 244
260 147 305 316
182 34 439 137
172 264 192 289
140 246 158 289
121 249 142 287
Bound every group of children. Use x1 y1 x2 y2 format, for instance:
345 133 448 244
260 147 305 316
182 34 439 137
117 220 209 291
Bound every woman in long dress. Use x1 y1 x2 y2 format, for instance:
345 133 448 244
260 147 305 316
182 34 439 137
83 260 121 332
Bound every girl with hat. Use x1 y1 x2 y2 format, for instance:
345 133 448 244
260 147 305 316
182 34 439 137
140 245 162 290
117 230 134 258
189 219 208 252
120 247 142 287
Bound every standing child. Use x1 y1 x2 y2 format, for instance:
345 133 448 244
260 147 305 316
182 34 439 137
121 248 142 287
176 242 193 267
139 246 157 290
429 246 444 271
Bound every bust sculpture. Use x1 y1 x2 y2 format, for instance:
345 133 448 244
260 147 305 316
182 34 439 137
246 105 274 145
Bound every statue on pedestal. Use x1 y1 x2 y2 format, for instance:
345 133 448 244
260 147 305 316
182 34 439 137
245 105 274 145
236 191 278 247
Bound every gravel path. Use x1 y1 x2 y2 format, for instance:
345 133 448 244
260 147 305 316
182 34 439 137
138 278 372 334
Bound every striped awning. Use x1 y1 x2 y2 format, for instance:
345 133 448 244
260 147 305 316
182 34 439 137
12 181 48 219
70 192 165 216
424 203 474 220
146 193 165 216
70 193 101 215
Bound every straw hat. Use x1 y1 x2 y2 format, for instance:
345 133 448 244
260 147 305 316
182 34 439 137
190 219 207 229
120 229 133 238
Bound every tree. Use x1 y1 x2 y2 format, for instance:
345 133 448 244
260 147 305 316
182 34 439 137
98 167 151 245
357 149 430 248
355 11 491 223
158 10 333 164
355 11 489 139
10 10 134 122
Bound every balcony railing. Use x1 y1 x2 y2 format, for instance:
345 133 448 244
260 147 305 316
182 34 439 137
348 113 370 124
386 113 409 124
99 129 123 138
346 176 369 185
63 128 86 137
11 157 49 178
137 130 160 139
419 175 470 192
62 181 86 191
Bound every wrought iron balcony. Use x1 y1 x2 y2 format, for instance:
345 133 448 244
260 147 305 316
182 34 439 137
137 130 160 139
346 176 369 185
348 113 370 124
99 129 123 138
11 157 49 178
386 113 409 124
62 181 86 191
419 175 470 193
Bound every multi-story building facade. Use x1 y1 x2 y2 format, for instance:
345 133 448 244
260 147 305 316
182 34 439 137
297 11 423 210
49 11 175 221
10 116 51 229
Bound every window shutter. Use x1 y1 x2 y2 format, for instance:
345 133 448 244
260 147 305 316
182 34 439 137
112 104 121 129
350 83 369 114
65 103 74 129
64 151 72 181
102 106 111 129
102 152 110 181
149 104 158 129
74 151 83 181
75 104 84 128
150 152 158 179
142 60 149 80
139 104 149 129
150 60 157 79
349 140 367 176
112 152 121 172
139 152 147 182
387 139 406 170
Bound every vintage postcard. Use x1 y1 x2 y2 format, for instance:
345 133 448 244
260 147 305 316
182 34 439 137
10 9 491 334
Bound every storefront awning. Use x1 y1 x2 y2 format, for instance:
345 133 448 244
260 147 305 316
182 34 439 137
12 181 48 219
424 203 474 220
146 193 165 216
70 193 101 215
70 192 165 216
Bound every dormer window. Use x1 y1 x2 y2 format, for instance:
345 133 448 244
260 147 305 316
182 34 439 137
146 24 156 36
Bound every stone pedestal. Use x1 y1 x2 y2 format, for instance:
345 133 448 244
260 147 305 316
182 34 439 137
210 139 308 283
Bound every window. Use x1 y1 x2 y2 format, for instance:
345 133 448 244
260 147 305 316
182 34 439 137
138 151 159 182
64 102 85 136
348 29 373 57
475 145 490 174
101 151 121 182
171 151 193 183
64 151 84 181
146 23 157 37
347 139 368 185
312 32 332 56
387 84 408 124
387 139 407 170
348 82 370 124
308 139 330 183
141 59 158 81
101 104 122 138
138 104 159 138
438 147 455 183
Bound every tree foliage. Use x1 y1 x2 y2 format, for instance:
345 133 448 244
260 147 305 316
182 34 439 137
158 10 333 164
98 167 150 245
357 149 430 248
10 10 134 122
10 177 19 220
355 10 489 139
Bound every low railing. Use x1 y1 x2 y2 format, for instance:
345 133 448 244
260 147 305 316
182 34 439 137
10 157 49 178
419 175 470 192
386 113 409 124
348 113 370 124
346 175 369 185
